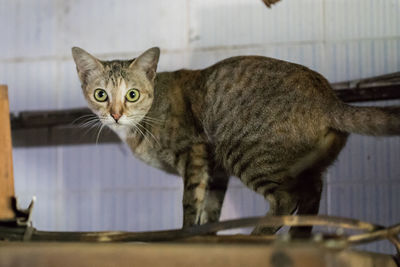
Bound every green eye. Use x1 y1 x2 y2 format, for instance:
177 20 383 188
94 89 108 102
126 89 140 102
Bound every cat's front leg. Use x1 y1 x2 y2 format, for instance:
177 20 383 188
182 144 229 227
182 143 211 227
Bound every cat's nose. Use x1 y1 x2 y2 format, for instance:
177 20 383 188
111 113 122 122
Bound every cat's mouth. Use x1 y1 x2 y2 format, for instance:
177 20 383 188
111 121 129 127
99 114 141 131
98 116 127 128
110 119 135 128
102 114 128 125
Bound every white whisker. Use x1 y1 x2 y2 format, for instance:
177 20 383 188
83 121 102 137
71 114 97 125
140 119 156 128
141 118 163 126
143 116 164 122
79 119 100 128
96 123 106 145
132 123 150 145
137 122 161 147
127 114 164 125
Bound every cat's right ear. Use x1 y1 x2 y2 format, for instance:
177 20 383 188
71 47 104 83
129 47 160 82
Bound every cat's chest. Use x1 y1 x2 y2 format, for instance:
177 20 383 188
122 132 179 175
133 141 163 166
112 124 190 176
112 126 163 166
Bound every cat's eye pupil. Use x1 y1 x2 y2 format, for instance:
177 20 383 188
129 91 136 98
98 91 104 97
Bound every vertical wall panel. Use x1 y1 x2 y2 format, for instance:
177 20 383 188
0 0 59 59
324 0 400 41
189 0 323 48
0 61 58 111
12 146 61 230
322 39 400 82
58 0 188 56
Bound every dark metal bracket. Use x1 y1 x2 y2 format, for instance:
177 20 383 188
0 196 35 241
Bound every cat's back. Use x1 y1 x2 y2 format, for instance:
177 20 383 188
199 55 341 141
201 55 334 99
204 55 307 76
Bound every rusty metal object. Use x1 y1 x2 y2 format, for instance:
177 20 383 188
0 215 383 242
0 215 396 244
348 223 400 257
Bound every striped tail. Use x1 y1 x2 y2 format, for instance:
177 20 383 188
330 103 400 136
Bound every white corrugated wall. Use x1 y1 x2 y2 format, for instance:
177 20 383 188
0 0 399 253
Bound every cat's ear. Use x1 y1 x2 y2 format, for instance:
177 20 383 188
71 47 104 83
130 47 160 81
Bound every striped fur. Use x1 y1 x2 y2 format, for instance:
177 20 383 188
73 47 400 236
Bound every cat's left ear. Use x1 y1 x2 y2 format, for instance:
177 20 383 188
130 47 160 81
71 47 104 83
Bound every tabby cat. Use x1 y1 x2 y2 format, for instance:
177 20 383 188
72 47 400 236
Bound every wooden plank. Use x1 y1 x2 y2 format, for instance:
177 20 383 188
0 85 15 220
331 72 400 90
0 242 396 267
11 108 92 130
11 126 120 148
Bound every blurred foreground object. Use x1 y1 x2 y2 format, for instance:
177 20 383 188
0 85 15 220
262 0 282 8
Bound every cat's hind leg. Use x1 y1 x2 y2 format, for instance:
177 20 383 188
251 188 299 235
288 169 323 238
251 130 347 236
289 131 347 237
224 144 301 235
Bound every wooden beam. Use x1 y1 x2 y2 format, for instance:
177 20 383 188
12 126 120 148
0 85 16 220
331 72 400 90
0 242 397 267
11 108 91 130
334 84 400 102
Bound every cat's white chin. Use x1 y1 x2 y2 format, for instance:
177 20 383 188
108 123 132 141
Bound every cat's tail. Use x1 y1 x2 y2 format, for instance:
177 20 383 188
329 103 400 136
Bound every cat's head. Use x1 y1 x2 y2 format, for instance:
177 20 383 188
71 47 160 136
